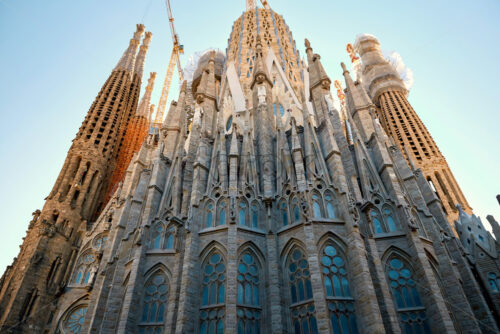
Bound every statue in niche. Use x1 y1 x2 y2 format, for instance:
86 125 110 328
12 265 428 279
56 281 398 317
324 94 335 113
257 84 267 106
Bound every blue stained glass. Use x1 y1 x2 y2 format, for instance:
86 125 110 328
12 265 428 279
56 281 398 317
206 212 213 227
294 206 300 222
294 321 301 334
166 234 174 249
341 277 351 297
411 287 422 306
219 209 226 225
246 321 252 334
298 281 305 301
238 283 244 303
394 289 404 308
489 279 499 292
75 270 83 284
331 314 341 334
327 202 335 218
273 104 277 116
390 259 403 269
324 276 333 296
311 316 318 334
413 323 423 334
306 279 313 299
209 284 217 304
279 104 285 117
373 218 383 233
253 286 259 306
209 321 216 334
291 285 297 303
217 320 224 334
404 323 412 334
325 246 336 257
313 202 322 218
83 272 90 284
239 209 246 226
350 314 359 334
149 303 157 322
157 303 165 322
252 212 258 228
333 276 342 296
200 322 207 334
245 283 252 304
202 286 209 305
340 314 350 333
402 287 412 307
141 303 149 322
302 318 309 333
238 320 244 334
423 321 432 334
218 283 225 303
387 216 397 231
283 211 288 226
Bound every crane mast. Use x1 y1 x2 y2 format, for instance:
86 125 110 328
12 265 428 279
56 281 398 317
153 0 184 129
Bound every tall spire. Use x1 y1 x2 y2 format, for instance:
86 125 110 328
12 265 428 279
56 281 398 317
251 35 272 89
246 0 257 11
137 72 156 117
115 24 145 72
134 31 153 77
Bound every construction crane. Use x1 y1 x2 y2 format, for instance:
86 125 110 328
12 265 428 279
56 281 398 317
153 0 184 129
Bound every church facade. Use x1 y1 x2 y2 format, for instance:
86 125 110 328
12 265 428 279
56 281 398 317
1 3 499 334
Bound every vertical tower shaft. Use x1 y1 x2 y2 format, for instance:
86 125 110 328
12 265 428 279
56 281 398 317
355 35 472 223
0 25 147 333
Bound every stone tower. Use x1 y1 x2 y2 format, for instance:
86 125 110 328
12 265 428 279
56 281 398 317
1 3 498 334
354 34 472 224
0 24 152 333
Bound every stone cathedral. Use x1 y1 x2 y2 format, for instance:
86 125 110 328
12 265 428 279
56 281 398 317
1 2 500 334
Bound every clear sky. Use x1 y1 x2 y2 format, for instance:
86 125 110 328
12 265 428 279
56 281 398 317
0 0 498 273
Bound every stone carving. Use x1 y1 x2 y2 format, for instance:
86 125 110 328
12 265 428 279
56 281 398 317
257 85 267 106
324 94 335 113
39 221 56 238
28 210 41 229
348 194 360 225
403 204 419 230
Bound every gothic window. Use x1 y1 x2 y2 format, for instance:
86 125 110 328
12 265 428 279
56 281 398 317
73 252 95 285
218 202 227 226
370 210 384 234
386 256 431 333
226 116 233 131
383 206 399 232
488 273 500 292
324 192 336 219
279 104 285 117
237 252 262 334
149 222 177 250
251 203 259 228
200 252 226 334
320 244 358 334
273 103 278 116
94 234 108 250
63 305 88 334
281 201 289 226
292 198 301 223
139 272 168 333
239 201 248 227
312 194 322 218
206 202 214 228
287 247 318 334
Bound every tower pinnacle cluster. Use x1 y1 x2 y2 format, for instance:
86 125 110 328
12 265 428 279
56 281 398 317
0 4 499 334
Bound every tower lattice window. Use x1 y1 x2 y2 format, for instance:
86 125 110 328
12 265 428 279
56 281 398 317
139 271 168 333
237 252 262 333
200 252 226 334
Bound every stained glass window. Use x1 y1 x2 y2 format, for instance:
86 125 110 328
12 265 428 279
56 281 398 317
73 253 95 285
206 203 214 228
64 305 87 334
149 222 176 250
287 248 317 334
200 252 226 334
139 272 168 333
320 244 358 334
226 116 233 131
386 257 432 333
325 194 336 219
239 202 247 227
237 253 261 334
281 202 289 226
370 210 383 234
383 207 398 232
218 202 227 226
488 273 499 292
251 204 259 228
312 194 322 218
94 235 108 250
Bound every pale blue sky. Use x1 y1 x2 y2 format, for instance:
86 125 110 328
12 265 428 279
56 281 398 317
0 0 498 272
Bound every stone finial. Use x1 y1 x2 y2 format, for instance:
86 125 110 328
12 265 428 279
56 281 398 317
142 31 153 47
134 24 146 41
341 62 348 72
304 38 311 50
149 105 155 121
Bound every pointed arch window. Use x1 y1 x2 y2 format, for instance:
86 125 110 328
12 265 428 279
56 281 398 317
139 272 168 333
73 253 96 285
488 273 500 292
292 198 301 223
279 104 285 117
383 206 399 232
320 244 358 334
226 116 233 132
206 203 214 228
218 202 227 226
149 222 177 250
324 193 336 219
386 256 431 333
312 194 322 218
287 248 318 334
251 203 259 228
237 252 262 334
200 252 226 334
239 202 248 227
370 210 384 234
281 201 289 226
94 234 108 250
